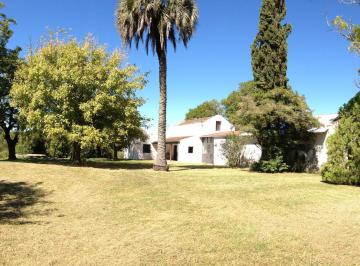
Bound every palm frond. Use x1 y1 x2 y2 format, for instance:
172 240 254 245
116 0 198 55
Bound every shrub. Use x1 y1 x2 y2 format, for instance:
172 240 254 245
321 92 360 186
222 135 253 168
251 155 289 173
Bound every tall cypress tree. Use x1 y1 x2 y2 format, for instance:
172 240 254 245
239 0 319 172
251 0 292 91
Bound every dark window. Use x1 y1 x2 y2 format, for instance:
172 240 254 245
216 121 221 131
188 146 194 154
143 144 151 154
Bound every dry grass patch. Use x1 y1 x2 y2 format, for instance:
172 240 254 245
0 160 360 265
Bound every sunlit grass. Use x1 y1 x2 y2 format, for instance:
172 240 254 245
1 160 360 265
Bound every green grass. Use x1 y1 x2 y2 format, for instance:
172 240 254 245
1 159 360 265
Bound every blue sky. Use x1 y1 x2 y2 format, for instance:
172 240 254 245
4 0 359 126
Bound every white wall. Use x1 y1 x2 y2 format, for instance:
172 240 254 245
315 126 338 169
125 141 155 160
310 115 338 169
213 138 262 166
242 144 262 164
178 137 203 164
214 138 227 166
167 115 234 138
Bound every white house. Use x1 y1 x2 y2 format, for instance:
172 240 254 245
309 114 339 169
125 114 339 168
125 115 261 166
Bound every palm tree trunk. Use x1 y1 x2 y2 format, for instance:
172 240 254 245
154 47 169 171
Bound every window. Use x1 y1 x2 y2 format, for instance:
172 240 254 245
188 146 194 154
216 121 222 131
143 144 151 154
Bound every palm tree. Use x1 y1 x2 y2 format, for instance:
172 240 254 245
116 0 198 171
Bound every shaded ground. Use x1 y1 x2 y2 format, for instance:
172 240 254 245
0 160 360 265
0 180 49 224
9 157 224 171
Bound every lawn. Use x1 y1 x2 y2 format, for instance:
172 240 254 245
1 160 360 265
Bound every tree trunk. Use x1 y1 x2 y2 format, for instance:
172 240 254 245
4 129 18 161
96 145 102 158
154 46 169 171
72 142 82 165
113 144 118 160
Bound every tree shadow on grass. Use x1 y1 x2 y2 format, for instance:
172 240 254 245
321 180 360 187
8 157 226 171
170 164 227 172
9 157 154 170
0 180 51 225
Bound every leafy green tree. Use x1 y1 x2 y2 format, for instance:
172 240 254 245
333 16 360 54
0 3 21 160
322 1 360 184
227 0 317 172
185 99 223 120
116 0 198 171
11 34 146 164
322 92 360 185
224 83 318 171
251 0 291 91
332 2 359 85
222 81 255 124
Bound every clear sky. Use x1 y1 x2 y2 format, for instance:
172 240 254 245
3 0 360 126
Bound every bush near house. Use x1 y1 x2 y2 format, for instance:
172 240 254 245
322 92 360 185
251 155 289 173
221 135 253 168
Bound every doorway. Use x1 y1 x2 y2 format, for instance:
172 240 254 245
172 145 178 161
202 138 214 164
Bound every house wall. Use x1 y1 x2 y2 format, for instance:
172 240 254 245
178 137 203 164
125 141 154 160
167 115 236 165
213 138 262 166
312 132 327 168
167 115 234 138
313 114 338 169
126 114 338 168
214 138 227 166
242 144 262 164
314 125 338 169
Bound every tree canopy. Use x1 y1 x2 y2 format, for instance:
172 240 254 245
0 2 21 160
322 92 360 185
332 4 359 86
11 34 146 164
223 81 318 171
322 1 359 184
222 81 255 125
251 0 291 91
242 0 317 171
185 99 223 120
